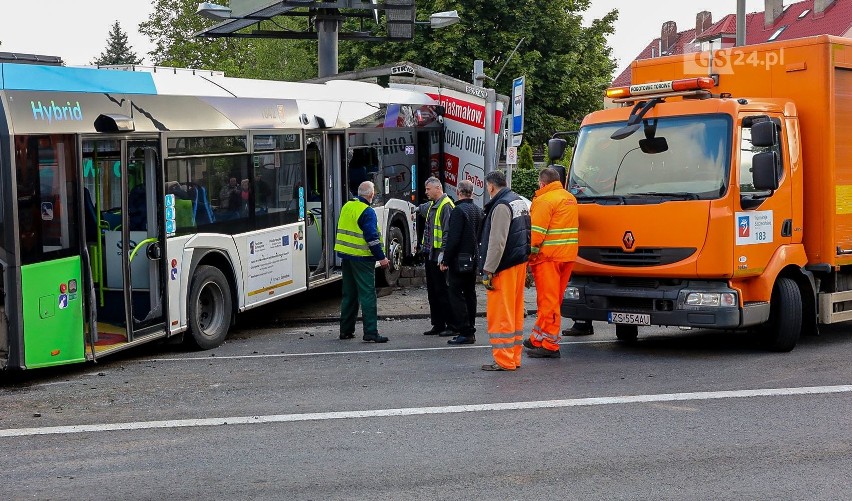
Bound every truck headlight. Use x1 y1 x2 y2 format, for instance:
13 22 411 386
564 286 580 300
685 292 737 307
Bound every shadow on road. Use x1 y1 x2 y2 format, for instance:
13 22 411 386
607 322 852 358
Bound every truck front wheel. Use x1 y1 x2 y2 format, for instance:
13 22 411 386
762 277 802 352
615 324 639 343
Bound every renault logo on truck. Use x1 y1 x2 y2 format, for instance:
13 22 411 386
622 231 635 250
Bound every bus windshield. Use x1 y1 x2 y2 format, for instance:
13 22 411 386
568 114 732 201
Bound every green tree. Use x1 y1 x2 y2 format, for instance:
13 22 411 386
517 143 535 171
511 143 539 199
92 21 143 66
339 0 617 148
139 0 316 80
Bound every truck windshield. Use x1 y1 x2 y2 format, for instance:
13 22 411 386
568 115 731 201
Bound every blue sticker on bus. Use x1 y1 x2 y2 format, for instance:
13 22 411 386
2 64 157 94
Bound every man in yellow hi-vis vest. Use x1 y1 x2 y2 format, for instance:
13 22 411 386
335 181 390 343
417 176 455 336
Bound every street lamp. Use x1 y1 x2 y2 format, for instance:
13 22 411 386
196 2 232 21
417 10 460 29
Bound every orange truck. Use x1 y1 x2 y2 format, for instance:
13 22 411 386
557 35 852 351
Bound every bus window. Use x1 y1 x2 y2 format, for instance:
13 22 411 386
253 149 304 229
165 154 251 236
305 141 324 203
382 130 416 202
347 131 383 207
81 140 122 230
15 135 79 264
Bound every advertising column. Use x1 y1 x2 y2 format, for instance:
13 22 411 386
392 83 504 206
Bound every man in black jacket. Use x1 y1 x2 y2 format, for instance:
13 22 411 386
440 180 484 345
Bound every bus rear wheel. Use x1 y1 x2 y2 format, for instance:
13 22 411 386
186 265 233 350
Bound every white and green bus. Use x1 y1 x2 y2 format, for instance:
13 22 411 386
0 58 446 370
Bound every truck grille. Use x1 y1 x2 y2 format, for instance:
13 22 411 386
608 296 655 311
578 247 696 267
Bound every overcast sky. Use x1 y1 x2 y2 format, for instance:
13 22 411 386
1 0 772 75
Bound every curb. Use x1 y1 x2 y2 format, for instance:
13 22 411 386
279 309 537 326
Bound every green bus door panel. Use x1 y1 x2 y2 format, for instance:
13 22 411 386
22 256 86 368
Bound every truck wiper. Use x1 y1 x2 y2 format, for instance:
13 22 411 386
579 195 625 204
568 174 599 195
626 192 700 200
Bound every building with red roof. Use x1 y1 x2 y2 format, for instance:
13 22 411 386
612 0 852 86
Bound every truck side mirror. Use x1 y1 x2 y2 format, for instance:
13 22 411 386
751 121 778 148
752 151 780 191
547 138 567 162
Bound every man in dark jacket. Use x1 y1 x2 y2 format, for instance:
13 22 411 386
440 179 484 345
417 177 455 336
477 171 531 371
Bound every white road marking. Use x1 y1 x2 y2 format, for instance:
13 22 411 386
143 340 617 362
2 384 850 438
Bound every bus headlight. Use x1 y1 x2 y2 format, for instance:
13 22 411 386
564 286 580 300
685 292 737 307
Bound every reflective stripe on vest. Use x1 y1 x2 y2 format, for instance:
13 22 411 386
430 196 455 249
334 200 381 257
531 226 579 253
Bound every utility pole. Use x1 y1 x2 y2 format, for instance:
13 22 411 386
736 0 746 47
472 60 498 184
316 10 340 77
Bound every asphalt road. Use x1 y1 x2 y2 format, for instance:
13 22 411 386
2 305 852 500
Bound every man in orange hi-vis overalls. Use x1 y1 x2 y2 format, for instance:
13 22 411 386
478 171 531 371
523 167 579 358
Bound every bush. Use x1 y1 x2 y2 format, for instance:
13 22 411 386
511 165 539 200
510 142 539 199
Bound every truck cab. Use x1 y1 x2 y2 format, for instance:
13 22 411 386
561 36 852 351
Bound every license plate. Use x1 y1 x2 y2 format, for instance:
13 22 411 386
608 312 651 325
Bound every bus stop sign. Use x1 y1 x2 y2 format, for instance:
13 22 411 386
511 76 524 147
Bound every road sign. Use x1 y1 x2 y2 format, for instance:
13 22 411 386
506 146 518 165
391 64 415 76
511 76 525 146
465 85 488 99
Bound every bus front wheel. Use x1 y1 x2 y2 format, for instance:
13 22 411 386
186 265 233 350
379 226 404 287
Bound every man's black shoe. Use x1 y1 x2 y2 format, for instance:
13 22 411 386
526 346 561 358
423 327 444 336
438 329 457 337
563 322 594 336
448 335 475 345
522 337 536 349
339 333 355 340
363 334 388 343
